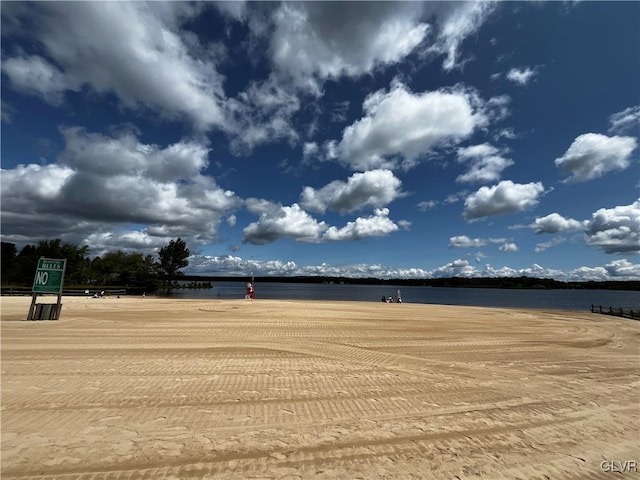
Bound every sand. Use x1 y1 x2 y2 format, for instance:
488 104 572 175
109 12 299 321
1 295 639 479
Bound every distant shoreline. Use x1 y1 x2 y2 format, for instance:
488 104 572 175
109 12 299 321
175 275 640 291
2 275 639 296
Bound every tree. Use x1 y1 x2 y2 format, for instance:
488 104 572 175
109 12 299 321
1 242 18 284
139 254 160 292
34 240 89 285
1 239 90 286
89 251 160 292
59 242 90 284
157 238 190 288
15 244 38 285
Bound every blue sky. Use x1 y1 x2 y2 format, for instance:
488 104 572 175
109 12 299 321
1 1 639 281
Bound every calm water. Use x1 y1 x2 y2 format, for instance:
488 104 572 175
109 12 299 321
162 281 639 311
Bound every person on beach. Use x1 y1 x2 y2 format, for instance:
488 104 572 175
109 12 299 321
245 280 255 299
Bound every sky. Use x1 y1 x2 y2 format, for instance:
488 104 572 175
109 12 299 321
1 1 639 281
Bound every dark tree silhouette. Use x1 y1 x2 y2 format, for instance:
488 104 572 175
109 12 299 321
157 237 190 289
1 242 18 283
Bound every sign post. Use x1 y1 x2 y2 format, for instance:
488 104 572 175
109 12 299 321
27 258 67 320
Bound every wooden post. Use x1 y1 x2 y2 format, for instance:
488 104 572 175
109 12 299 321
27 293 37 321
55 293 63 320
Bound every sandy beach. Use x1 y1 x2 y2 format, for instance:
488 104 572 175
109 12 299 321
1 295 638 479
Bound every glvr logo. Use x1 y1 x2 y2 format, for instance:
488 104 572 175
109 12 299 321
35 271 49 285
601 460 638 473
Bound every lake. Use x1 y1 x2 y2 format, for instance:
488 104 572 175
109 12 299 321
161 281 640 311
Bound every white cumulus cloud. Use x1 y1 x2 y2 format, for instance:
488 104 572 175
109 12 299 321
322 208 399 241
554 133 637 183
300 169 403 214
463 180 545 221
58 127 210 182
0 127 241 250
499 242 518 253
242 201 404 244
449 235 488 248
529 213 586 234
335 82 484 171
455 143 514 184
264 1 497 90
269 2 428 94
2 55 72 105
184 253 639 281
0 163 74 202
584 200 640 254
83 230 164 256
431 258 479 277
604 259 640 278
506 66 537 86
449 235 509 249
2 2 227 129
242 203 327 245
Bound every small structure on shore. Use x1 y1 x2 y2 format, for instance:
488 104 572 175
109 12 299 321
591 304 639 320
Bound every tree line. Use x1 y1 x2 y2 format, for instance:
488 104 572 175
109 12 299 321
191 275 639 291
1 238 190 293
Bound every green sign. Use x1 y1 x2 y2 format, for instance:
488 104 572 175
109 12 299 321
32 258 67 293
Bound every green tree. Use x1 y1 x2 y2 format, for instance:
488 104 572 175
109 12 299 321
59 243 90 284
1 242 18 284
3 240 90 286
34 240 89 285
138 254 160 292
15 244 38 284
157 238 190 289
89 251 160 292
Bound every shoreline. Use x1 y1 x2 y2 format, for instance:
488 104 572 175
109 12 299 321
0 295 602 321
3 287 639 315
